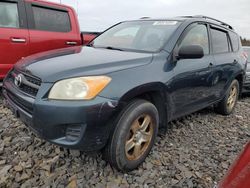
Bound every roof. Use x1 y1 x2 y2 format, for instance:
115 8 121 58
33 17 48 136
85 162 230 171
136 15 234 32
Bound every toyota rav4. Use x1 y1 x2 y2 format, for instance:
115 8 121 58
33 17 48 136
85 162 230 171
3 16 246 171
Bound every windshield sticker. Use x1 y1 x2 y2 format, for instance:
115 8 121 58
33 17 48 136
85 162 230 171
153 21 178 26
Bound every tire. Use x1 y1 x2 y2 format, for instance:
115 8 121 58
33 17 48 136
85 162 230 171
103 99 159 172
215 79 239 115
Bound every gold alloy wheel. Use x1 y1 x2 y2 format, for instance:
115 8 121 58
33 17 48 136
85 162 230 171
227 85 237 111
125 114 154 161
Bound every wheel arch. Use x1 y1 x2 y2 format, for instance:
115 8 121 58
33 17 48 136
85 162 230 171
234 72 244 95
117 82 171 128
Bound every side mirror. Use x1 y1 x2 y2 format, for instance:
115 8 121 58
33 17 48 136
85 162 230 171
177 45 204 60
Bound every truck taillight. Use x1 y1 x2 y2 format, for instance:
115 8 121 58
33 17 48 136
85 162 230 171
243 52 248 59
241 52 248 68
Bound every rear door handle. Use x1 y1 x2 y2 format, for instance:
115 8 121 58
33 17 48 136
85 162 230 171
66 41 77 45
233 59 238 64
208 62 214 68
11 38 26 43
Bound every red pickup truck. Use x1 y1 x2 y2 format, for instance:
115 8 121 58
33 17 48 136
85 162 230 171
0 0 98 80
219 142 250 188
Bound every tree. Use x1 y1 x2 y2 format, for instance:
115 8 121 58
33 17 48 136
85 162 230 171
241 37 250 46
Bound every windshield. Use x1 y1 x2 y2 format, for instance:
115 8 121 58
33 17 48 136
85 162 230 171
91 20 181 52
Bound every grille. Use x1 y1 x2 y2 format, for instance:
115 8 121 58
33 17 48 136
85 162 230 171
10 70 41 97
7 92 33 115
23 74 41 86
19 84 39 97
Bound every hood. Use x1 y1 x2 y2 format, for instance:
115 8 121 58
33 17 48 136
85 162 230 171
15 46 153 82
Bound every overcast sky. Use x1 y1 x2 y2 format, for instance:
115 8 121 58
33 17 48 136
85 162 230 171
49 0 250 39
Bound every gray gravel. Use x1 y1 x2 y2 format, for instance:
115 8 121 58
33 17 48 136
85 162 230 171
0 95 249 188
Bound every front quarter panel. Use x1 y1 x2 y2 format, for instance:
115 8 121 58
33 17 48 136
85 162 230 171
98 51 176 123
99 51 171 100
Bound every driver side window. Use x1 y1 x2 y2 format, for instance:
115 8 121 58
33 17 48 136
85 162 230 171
179 24 209 55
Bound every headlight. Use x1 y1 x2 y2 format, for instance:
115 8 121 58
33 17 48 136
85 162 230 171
48 76 111 100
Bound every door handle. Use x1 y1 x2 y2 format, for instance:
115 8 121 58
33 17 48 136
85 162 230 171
66 41 77 45
208 62 214 68
11 38 26 43
233 59 238 64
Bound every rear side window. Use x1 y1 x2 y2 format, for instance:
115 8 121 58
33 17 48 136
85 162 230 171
0 2 19 28
32 6 71 32
229 32 240 52
211 28 230 54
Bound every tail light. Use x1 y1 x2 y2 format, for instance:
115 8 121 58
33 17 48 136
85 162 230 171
243 52 248 60
241 52 248 70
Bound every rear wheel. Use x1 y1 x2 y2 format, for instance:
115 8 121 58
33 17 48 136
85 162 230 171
104 99 159 172
215 79 239 115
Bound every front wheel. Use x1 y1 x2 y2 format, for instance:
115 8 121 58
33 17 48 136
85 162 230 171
104 99 159 172
215 79 239 115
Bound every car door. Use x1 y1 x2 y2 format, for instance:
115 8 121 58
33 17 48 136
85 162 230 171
209 26 240 100
25 1 81 55
169 23 215 118
0 0 29 80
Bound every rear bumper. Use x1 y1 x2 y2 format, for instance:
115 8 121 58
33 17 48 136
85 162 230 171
2 79 119 151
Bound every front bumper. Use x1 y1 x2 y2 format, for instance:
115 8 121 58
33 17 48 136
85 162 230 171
2 79 118 151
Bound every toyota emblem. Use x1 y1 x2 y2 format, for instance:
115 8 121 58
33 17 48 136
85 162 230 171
14 74 22 87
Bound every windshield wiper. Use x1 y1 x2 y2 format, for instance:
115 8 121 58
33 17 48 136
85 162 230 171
91 45 124 51
103 46 124 51
86 43 93 47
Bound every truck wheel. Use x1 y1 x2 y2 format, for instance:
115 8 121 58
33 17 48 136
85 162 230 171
104 99 159 172
215 79 239 115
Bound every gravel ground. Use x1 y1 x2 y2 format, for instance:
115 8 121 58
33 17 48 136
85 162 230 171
0 94 249 188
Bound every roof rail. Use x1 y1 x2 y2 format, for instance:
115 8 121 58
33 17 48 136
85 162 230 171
140 17 150 19
182 15 234 30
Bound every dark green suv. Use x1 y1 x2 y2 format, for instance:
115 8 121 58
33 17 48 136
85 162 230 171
3 16 246 171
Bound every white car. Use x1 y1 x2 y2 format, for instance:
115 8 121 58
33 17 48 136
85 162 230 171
243 46 250 92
